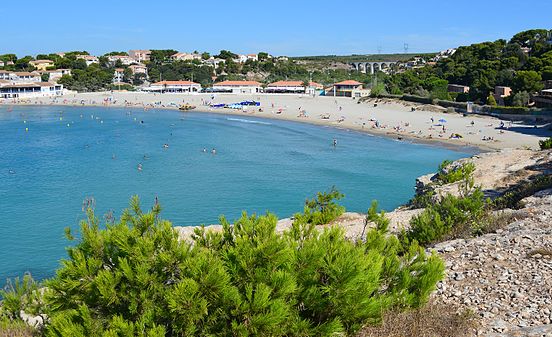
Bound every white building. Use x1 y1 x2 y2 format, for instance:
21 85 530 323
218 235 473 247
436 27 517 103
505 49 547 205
0 82 63 99
41 69 72 82
203 58 225 68
0 71 42 83
107 55 133 66
0 60 5 67
171 52 202 62
145 80 201 93
113 68 125 83
77 55 99 66
128 50 151 62
212 80 262 93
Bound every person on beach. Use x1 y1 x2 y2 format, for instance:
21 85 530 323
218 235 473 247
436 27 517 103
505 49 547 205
431 117 434 124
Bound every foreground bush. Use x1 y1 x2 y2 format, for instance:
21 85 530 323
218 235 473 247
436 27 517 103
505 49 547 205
539 137 552 150
403 188 489 246
435 160 475 186
293 187 345 225
34 196 443 336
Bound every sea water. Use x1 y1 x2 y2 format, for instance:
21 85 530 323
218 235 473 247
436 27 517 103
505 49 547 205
0 105 471 282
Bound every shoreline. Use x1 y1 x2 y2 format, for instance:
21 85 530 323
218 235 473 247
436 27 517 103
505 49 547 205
3 91 550 152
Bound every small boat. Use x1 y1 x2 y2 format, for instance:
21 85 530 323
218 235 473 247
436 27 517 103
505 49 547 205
179 104 196 111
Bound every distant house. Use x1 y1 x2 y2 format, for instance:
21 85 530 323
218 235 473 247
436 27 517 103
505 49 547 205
29 60 55 71
0 82 63 99
212 80 262 93
533 88 552 108
265 80 323 94
493 86 512 105
128 50 151 62
0 60 4 67
235 55 249 63
203 58 225 68
171 52 202 62
113 68 125 83
42 69 72 82
145 80 201 93
129 64 148 76
77 55 99 66
327 80 363 97
13 72 42 83
447 84 470 93
107 55 133 66
246 54 258 62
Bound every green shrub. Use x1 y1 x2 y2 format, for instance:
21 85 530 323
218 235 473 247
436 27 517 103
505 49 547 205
293 187 345 225
403 189 488 246
435 161 475 185
0 273 44 320
539 137 552 150
37 196 443 336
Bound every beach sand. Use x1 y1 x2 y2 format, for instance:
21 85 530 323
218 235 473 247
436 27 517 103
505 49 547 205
3 91 551 151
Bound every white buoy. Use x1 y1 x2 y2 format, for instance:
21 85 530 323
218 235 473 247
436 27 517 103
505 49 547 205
25 127 28 132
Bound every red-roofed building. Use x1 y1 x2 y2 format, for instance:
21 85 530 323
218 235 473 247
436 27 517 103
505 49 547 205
212 80 262 93
327 80 363 97
266 80 323 94
146 80 201 93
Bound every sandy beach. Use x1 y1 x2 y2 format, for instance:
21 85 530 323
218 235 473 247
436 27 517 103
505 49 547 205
3 91 551 151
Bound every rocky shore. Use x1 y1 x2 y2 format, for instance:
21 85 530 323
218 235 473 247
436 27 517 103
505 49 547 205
175 149 552 336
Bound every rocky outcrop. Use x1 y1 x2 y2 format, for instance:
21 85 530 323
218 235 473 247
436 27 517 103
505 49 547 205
434 189 552 335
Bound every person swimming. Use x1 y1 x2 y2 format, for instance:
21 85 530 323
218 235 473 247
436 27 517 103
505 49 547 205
163 144 169 149
143 154 149 160
212 148 216 154
137 163 143 171
8 169 15 174
202 148 207 153
333 138 337 147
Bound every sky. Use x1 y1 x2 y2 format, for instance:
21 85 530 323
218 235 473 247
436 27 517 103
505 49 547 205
1 0 551 57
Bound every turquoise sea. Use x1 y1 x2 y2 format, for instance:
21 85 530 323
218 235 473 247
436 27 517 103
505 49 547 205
0 105 471 282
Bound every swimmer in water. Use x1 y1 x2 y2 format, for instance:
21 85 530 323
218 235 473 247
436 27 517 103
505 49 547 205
202 148 207 153
137 163 143 171
212 148 216 154
143 154 149 160
163 144 169 149
112 154 116 160
8 169 15 174
333 138 337 147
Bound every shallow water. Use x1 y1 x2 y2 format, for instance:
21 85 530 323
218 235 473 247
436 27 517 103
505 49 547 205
0 105 471 282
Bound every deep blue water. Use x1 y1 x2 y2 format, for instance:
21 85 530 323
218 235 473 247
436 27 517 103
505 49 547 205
0 105 471 282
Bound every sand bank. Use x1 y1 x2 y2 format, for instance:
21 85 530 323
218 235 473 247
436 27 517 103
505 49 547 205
3 91 550 151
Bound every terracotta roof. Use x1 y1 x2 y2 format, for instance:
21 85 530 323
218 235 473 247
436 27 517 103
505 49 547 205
334 80 362 86
268 80 323 87
152 80 200 86
15 72 39 76
2 82 57 88
30 60 53 64
213 80 261 86
114 68 125 72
